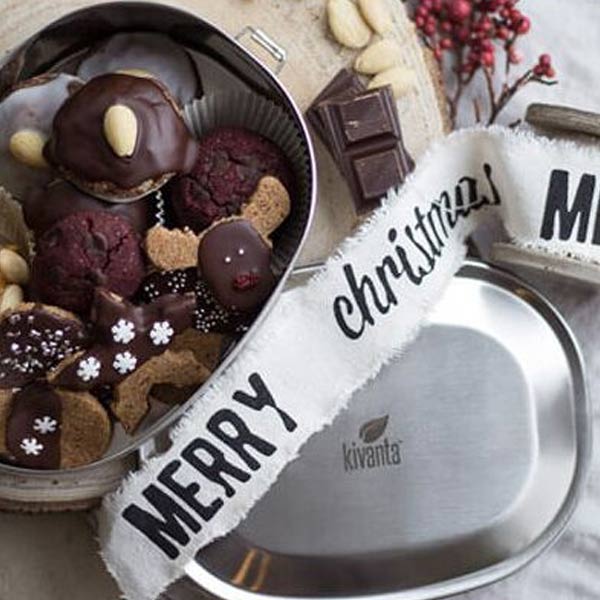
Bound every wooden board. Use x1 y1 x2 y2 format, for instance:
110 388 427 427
0 0 447 265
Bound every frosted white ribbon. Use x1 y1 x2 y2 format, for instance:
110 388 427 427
99 126 600 599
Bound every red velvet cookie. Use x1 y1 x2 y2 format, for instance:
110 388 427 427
168 127 293 233
30 211 145 315
22 180 154 237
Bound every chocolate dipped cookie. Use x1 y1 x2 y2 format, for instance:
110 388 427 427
77 32 201 106
0 382 111 470
46 73 198 201
198 219 276 313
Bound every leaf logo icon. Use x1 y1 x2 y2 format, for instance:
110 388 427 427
359 415 389 444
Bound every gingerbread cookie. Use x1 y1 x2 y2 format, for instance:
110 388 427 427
144 225 199 272
50 288 196 390
240 176 291 238
46 73 198 201
138 268 252 334
0 303 88 389
145 175 290 271
198 219 276 313
112 349 210 434
150 330 226 405
0 382 111 469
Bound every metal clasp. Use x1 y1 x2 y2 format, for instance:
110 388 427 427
235 26 287 74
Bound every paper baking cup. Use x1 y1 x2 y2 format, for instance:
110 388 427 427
184 91 311 274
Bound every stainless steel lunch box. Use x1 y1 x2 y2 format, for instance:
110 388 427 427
164 261 591 600
0 2 317 511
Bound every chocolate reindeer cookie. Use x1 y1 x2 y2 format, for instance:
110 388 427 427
198 219 276 313
46 73 198 201
0 382 111 469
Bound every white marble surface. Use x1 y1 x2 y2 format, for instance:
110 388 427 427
2 1 600 599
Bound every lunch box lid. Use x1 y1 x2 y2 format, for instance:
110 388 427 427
165 260 590 600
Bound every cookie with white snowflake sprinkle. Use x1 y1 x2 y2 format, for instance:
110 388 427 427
0 382 111 469
49 287 196 391
0 303 89 389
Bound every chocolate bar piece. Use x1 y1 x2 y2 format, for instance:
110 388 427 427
307 69 366 145
307 70 414 214
313 84 414 213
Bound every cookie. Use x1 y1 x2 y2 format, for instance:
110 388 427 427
30 211 145 315
198 219 276 313
145 175 290 271
0 74 83 197
49 287 196 391
168 127 293 232
46 73 198 201
240 175 291 238
76 32 202 106
0 382 111 469
137 268 252 334
22 180 155 237
112 349 210 434
144 225 199 272
168 329 226 371
0 303 88 389
150 329 226 405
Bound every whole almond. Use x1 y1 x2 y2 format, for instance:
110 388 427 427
328 0 371 49
103 104 138 158
8 129 49 169
0 284 23 314
368 66 417 99
355 39 401 74
0 248 29 284
117 68 155 79
358 0 393 34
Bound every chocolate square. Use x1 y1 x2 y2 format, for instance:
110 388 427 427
306 70 415 214
352 148 406 202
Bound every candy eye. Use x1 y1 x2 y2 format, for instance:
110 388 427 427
238 248 245 256
224 256 232 264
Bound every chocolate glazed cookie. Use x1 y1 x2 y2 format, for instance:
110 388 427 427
46 73 198 201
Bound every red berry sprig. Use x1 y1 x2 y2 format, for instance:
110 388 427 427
412 0 557 127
